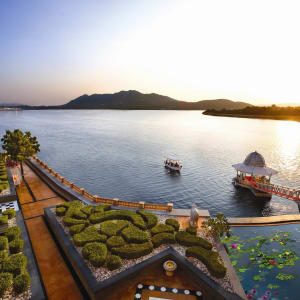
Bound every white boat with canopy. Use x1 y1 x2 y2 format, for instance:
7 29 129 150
164 158 182 172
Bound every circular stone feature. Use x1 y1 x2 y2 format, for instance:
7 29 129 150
149 285 154 290
135 293 141 299
137 284 143 289
163 260 177 276
184 290 190 294
172 288 178 293
161 287 166 292
196 291 202 296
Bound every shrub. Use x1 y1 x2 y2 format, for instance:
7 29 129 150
111 241 153 259
186 226 197 235
93 204 111 213
73 226 107 247
175 231 212 250
0 273 13 296
3 226 21 242
186 246 227 278
55 207 66 216
99 220 130 237
2 254 27 277
106 236 126 250
0 175 7 181
62 216 89 227
9 239 24 254
0 237 8 250
107 255 122 271
72 209 88 220
13 273 30 294
0 183 8 193
57 201 82 209
202 213 231 238
81 205 94 216
165 218 180 231
69 224 86 236
151 232 175 248
151 223 174 235
82 242 107 267
89 210 146 230
0 250 8 262
0 216 8 225
2 209 16 219
136 210 158 229
121 225 150 243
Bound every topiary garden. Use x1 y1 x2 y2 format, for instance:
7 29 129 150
55 201 227 278
0 208 30 297
0 159 9 194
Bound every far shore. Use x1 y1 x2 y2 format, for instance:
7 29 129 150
203 111 300 122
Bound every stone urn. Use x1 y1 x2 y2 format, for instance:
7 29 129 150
163 260 177 276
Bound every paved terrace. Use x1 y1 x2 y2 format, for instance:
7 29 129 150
16 164 84 300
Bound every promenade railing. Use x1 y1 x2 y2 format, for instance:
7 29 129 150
31 156 173 211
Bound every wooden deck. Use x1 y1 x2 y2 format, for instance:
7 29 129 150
16 164 84 300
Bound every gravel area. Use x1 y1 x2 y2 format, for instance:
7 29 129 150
53 209 233 293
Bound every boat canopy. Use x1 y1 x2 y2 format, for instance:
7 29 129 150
165 158 181 163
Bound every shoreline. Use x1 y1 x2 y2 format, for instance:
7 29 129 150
202 112 300 122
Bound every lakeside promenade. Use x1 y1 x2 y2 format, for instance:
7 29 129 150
16 163 84 300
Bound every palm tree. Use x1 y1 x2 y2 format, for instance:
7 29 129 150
1 129 40 176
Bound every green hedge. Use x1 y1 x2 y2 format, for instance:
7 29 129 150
69 224 86 236
3 226 21 242
82 242 107 267
13 273 30 294
111 241 153 259
186 246 227 278
136 210 158 229
0 183 8 193
0 237 8 251
55 207 66 216
151 232 175 248
0 216 8 225
99 220 130 237
9 239 24 254
93 204 111 213
72 209 88 220
186 226 197 235
151 223 175 235
165 218 180 231
175 231 212 250
73 226 107 247
107 255 122 271
2 209 16 220
89 210 146 230
0 250 8 262
121 225 150 244
63 216 89 227
2 254 27 277
106 236 126 250
0 273 13 296
81 205 94 216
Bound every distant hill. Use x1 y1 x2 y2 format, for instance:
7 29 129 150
62 90 252 110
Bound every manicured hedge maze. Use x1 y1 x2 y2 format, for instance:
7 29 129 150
0 209 30 296
56 202 227 279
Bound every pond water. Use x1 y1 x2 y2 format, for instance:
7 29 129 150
222 224 300 300
1 109 300 217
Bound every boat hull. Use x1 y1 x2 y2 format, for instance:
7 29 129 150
233 178 272 198
164 164 182 172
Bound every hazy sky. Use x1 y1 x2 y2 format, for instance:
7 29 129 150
1 0 300 106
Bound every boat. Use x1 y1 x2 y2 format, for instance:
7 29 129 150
164 158 182 172
232 151 278 198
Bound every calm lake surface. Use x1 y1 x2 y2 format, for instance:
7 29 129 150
1 110 300 217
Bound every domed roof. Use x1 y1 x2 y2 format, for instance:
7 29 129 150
243 151 265 168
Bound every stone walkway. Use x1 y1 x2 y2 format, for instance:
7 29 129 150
16 164 84 300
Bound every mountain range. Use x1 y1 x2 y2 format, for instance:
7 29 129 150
61 90 252 110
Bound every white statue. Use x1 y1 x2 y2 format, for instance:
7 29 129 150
190 204 199 227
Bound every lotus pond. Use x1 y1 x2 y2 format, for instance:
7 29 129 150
221 224 300 300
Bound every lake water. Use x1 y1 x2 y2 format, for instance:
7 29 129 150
1 110 300 217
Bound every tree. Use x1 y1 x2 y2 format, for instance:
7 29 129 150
1 129 40 176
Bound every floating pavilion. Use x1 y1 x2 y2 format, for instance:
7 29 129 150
232 151 278 198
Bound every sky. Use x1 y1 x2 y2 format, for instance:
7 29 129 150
1 0 300 106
